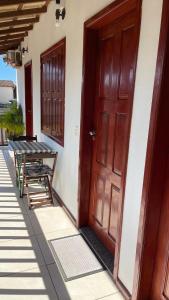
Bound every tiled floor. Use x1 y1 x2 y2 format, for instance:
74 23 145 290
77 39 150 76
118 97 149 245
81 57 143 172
0 148 125 300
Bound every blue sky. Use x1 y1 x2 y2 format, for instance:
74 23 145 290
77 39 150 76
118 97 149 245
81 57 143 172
0 56 16 82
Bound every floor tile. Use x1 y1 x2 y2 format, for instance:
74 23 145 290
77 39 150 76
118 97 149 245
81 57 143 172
0 194 28 217
0 236 45 275
0 214 35 243
29 206 78 236
65 271 118 300
97 292 125 300
0 265 58 300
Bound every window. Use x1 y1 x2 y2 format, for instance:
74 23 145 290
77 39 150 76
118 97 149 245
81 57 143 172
41 38 65 146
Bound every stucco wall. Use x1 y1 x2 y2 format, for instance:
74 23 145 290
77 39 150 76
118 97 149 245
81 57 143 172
0 87 13 104
17 0 163 294
17 0 113 219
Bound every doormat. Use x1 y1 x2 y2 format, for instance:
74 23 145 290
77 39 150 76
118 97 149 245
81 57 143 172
49 234 103 281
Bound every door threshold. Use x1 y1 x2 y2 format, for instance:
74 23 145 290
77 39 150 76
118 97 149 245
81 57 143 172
80 226 114 275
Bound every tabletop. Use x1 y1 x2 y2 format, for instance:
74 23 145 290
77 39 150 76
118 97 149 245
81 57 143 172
8 141 55 154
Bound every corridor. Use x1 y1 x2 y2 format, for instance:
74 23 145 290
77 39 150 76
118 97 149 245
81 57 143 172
0 148 123 300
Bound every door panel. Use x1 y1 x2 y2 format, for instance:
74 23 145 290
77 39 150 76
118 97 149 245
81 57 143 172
108 186 120 242
113 113 128 176
119 25 136 98
88 11 139 254
96 112 109 166
94 175 106 226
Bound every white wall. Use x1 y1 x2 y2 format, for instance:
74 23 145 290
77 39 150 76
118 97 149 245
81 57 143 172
0 87 13 104
17 0 113 219
16 0 163 295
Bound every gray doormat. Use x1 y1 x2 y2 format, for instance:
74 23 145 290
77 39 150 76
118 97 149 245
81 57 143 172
49 234 103 281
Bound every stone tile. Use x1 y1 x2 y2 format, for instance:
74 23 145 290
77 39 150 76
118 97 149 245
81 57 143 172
0 265 58 300
29 206 78 236
0 214 35 243
0 197 28 216
97 293 125 300
0 236 45 275
65 271 118 300
0 212 26 221
39 225 78 241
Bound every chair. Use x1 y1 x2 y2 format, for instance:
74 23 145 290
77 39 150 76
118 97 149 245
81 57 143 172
22 152 57 209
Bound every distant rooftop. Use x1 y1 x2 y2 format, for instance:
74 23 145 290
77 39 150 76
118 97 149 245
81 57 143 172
0 80 15 88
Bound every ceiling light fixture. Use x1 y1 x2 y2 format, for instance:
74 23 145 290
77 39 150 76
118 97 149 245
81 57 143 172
22 47 28 57
55 0 66 27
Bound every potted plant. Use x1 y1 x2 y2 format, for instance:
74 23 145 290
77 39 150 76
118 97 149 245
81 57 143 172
0 100 25 140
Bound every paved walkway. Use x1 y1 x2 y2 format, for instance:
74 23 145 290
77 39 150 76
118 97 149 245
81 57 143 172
0 148 124 300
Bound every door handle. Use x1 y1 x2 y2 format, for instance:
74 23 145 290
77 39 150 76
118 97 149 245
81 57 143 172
89 130 96 137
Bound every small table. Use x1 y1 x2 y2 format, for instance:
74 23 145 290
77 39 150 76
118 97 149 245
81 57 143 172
8 141 55 196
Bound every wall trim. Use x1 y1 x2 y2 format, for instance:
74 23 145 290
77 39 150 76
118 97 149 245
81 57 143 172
78 0 142 293
132 0 169 299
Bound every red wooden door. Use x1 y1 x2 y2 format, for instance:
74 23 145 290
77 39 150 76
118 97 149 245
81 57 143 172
150 157 169 300
25 62 33 136
88 11 140 254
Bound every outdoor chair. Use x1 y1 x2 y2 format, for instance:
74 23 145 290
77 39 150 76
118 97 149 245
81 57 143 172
22 152 57 209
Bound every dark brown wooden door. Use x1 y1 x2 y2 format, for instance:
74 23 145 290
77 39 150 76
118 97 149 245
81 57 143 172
25 62 33 136
88 11 139 254
150 157 169 300
149 27 169 298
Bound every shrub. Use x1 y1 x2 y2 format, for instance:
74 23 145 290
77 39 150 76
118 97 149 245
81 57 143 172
0 100 24 139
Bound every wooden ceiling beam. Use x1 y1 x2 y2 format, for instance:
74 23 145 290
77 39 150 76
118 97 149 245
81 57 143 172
0 17 39 28
0 39 22 48
0 41 20 49
0 6 47 19
0 45 18 53
0 40 23 46
0 0 47 6
0 42 20 49
0 25 33 35
0 33 27 42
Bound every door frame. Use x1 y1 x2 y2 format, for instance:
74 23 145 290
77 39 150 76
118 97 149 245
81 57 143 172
78 0 141 296
132 0 169 299
24 60 33 136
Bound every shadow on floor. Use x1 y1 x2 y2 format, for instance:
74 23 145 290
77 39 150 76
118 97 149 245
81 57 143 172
0 149 71 300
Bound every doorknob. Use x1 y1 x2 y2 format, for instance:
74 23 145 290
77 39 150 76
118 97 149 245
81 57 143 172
89 130 96 137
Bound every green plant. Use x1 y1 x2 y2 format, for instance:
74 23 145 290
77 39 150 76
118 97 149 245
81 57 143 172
0 101 24 138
